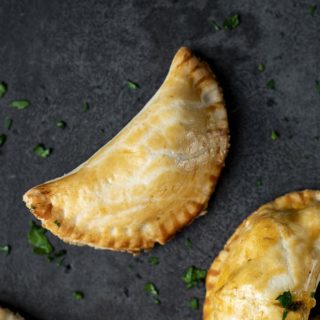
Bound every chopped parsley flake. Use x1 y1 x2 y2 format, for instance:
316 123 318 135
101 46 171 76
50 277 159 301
258 63 265 72
4 117 12 130
56 120 66 129
182 266 207 288
144 282 159 296
223 14 240 30
271 130 279 141
315 80 320 93
47 249 67 265
52 249 66 258
309 5 317 16
276 291 301 320
28 221 67 266
127 80 140 90
10 99 30 110
0 245 11 256
267 79 275 90
33 144 51 158
188 297 199 310
148 256 159 265
0 134 7 146
185 238 192 248
83 102 90 112
73 291 84 300
210 20 221 32
0 82 7 98
277 291 293 308
256 178 262 187
56 257 65 266
282 310 288 320
128 264 134 272
153 298 161 305
28 221 53 255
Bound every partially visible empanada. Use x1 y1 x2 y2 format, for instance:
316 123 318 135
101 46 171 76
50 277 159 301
204 190 320 320
23 47 229 253
0 307 23 320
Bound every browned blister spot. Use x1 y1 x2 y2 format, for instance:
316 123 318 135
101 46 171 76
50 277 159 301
195 75 214 88
208 269 220 276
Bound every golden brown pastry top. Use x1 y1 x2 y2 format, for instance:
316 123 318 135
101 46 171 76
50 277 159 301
204 190 320 320
23 47 229 253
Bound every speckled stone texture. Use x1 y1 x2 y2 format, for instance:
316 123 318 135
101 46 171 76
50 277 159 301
0 0 319 319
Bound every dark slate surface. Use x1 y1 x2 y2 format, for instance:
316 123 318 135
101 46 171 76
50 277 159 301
0 0 320 319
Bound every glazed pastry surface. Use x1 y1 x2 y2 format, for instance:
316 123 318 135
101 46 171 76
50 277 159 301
204 190 320 320
23 47 229 252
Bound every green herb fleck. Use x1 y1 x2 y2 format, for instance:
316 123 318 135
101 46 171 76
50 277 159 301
309 5 317 16
223 14 240 30
153 298 161 305
0 82 7 98
127 80 140 90
4 117 12 130
56 120 66 129
73 291 84 300
210 20 221 32
148 256 159 265
188 297 199 310
256 178 262 187
186 238 192 248
52 249 66 258
276 291 301 320
144 282 159 296
128 264 134 272
0 245 11 256
282 309 288 320
28 221 53 255
271 130 279 141
277 291 293 308
0 134 7 146
33 144 51 158
258 63 265 72
182 266 207 288
315 80 320 93
10 99 30 110
83 102 90 112
267 79 275 90
47 249 67 265
54 220 61 227
56 256 65 266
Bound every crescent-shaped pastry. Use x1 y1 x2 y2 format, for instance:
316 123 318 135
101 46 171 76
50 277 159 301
204 190 320 320
23 47 229 253
0 307 23 320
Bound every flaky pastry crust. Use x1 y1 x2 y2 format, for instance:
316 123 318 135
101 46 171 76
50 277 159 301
204 190 320 320
23 47 229 253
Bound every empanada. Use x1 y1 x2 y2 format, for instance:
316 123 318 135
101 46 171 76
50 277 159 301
204 190 320 320
0 307 23 320
23 47 229 253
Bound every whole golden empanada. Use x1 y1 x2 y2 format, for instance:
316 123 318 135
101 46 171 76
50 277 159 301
0 307 23 320
204 190 320 320
23 47 229 253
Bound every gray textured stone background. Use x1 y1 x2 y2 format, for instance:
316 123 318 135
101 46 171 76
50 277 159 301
0 0 320 319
